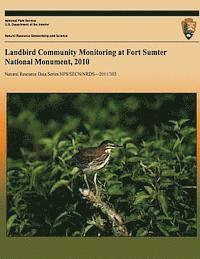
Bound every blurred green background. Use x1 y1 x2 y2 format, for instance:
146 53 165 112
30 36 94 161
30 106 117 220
7 93 196 237
7 93 195 159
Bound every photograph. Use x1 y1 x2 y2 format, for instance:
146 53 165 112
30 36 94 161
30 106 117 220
7 93 196 237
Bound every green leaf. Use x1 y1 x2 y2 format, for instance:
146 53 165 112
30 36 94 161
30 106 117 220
119 172 132 179
148 162 160 168
136 227 148 237
133 192 150 205
157 191 168 216
58 140 68 149
53 211 68 227
121 137 133 144
166 225 179 233
58 156 66 166
160 147 171 153
84 123 91 131
104 173 117 181
133 176 153 185
156 215 173 221
51 166 62 178
173 138 181 150
53 147 58 160
180 127 196 137
107 184 124 195
127 157 140 163
162 171 178 177
126 143 137 148
38 138 53 151
144 186 154 195
83 224 94 236
157 223 169 236
169 120 177 125
30 164 46 188
7 215 17 235
160 179 174 187
125 214 142 223
70 167 79 175
126 143 138 154
179 119 190 126
54 211 68 223
50 180 69 194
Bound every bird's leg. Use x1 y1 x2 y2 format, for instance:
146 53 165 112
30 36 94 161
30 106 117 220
84 173 90 190
94 172 98 196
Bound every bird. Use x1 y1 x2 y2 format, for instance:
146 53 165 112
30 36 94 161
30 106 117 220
72 140 121 194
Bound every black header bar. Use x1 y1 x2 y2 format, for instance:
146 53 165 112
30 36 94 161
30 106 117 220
5 10 199 17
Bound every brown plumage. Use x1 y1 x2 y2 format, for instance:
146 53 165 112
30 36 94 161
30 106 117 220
72 140 120 173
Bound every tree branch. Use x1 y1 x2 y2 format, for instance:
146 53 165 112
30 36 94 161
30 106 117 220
79 188 128 237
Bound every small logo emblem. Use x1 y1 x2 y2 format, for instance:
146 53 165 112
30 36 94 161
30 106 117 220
181 18 196 40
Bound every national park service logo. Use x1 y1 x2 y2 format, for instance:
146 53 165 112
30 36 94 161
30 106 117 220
181 18 196 40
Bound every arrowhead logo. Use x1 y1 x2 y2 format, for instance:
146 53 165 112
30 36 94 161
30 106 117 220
181 18 196 40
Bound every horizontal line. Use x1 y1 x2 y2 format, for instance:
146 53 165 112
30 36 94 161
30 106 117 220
5 10 200 17
4 41 199 43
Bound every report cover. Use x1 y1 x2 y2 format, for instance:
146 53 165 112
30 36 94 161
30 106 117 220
0 1 199 258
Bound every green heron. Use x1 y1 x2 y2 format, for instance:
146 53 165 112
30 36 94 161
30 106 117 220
72 140 121 194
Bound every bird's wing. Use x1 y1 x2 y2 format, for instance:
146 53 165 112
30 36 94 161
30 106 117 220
72 147 97 164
